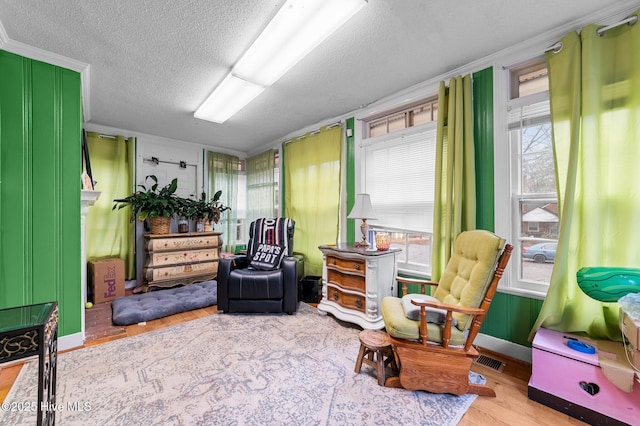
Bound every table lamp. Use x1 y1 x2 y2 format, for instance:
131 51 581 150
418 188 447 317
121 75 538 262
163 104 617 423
347 194 377 247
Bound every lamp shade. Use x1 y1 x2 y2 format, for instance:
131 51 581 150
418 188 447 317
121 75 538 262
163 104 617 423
347 194 377 220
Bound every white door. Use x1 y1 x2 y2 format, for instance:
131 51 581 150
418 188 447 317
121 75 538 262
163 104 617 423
139 161 198 200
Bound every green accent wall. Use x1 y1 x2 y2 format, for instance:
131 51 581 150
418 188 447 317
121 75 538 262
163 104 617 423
472 68 495 231
484 292 544 346
472 66 542 347
0 50 82 338
345 117 356 244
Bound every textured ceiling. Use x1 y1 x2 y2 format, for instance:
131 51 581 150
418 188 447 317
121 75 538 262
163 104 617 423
0 0 635 154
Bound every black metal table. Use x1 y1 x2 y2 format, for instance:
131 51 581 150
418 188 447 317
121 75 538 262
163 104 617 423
0 302 58 426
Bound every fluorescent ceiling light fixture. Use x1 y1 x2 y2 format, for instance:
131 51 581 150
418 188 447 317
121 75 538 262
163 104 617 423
195 0 367 123
234 0 367 86
194 74 265 124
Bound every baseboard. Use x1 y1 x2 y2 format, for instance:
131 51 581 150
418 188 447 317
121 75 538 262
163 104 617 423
475 333 532 363
58 332 84 352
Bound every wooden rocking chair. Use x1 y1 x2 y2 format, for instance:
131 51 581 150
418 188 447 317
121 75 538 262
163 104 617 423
380 230 512 397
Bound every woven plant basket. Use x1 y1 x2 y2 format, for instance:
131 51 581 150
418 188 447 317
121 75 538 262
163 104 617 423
149 216 171 234
202 218 214 232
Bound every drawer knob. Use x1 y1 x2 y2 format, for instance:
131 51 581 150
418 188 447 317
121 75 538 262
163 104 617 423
332 291 339 301
354 263 360 270
355 299 363 308
332 259 337 265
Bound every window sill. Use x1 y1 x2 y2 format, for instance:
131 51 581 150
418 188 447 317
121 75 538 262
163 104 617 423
497 285 547 301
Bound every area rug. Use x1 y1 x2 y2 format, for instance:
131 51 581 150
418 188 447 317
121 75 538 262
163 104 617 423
111 279 217 325
1 304 484 425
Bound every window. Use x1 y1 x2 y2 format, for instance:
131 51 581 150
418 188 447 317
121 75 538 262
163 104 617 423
237 171 247 242
366 98 438 138
509 61 548 99
234 160 247 243
241 150 280 245
363 101 437 277
496 58 558 297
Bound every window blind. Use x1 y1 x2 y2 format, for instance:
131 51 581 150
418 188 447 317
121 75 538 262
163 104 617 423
364 127 436 232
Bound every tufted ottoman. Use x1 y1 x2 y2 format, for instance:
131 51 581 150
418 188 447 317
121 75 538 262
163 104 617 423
111 280 217 326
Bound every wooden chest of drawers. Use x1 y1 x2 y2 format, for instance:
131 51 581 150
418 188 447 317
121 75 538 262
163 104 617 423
318 244 400 329
143 232 222 291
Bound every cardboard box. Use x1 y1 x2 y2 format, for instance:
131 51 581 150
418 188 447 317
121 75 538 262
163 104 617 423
625 344 640 371
88 257 125 304
620 307 640 348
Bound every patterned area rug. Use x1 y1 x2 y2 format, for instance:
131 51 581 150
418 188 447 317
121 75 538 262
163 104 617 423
1 304 484 425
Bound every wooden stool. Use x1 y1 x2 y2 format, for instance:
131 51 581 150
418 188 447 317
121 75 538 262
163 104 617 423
354 329 398 386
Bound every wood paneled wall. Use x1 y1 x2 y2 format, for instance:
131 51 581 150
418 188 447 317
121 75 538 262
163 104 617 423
0 50 82 337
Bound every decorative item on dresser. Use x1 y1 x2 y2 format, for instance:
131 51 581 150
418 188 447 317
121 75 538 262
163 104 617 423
317 243 400 329
143 231 222 291
347 194 378 247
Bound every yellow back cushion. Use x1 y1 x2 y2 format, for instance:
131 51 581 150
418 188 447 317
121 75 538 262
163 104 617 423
433 230 504 331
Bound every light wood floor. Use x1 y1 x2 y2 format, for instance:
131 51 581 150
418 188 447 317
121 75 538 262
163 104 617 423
0 301 587 426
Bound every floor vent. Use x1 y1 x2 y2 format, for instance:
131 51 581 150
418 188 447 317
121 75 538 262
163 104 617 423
473 355 506 372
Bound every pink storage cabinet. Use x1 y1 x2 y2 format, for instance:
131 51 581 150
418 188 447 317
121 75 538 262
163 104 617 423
528 327 640 426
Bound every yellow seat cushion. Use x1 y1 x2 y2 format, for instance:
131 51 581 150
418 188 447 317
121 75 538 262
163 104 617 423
381 296 467 346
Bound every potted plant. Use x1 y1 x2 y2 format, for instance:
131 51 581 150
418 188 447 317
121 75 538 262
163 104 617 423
176 197 196 233
192 190 231 231
112 175 180 234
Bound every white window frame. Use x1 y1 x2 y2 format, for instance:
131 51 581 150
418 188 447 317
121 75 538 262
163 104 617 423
360 120 437 278
236 171 247 244
495 59 556 299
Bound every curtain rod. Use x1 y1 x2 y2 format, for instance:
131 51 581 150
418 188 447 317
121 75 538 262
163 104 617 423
98 133 132 141
544 42 563 53
596 14 638 36
545 14 638 53
286 120 343 143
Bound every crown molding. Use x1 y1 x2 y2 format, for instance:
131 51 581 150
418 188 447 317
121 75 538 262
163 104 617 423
0 18 92 121
0 20 8 47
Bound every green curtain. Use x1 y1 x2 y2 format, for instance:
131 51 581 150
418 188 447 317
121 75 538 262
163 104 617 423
431 75 476 281
208 151 239 252
283 126 342 276
85 132 135 278
531 10 640 341
246 149 276 225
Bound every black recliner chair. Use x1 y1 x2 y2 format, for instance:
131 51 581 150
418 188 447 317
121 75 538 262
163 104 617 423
217 218 302 314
